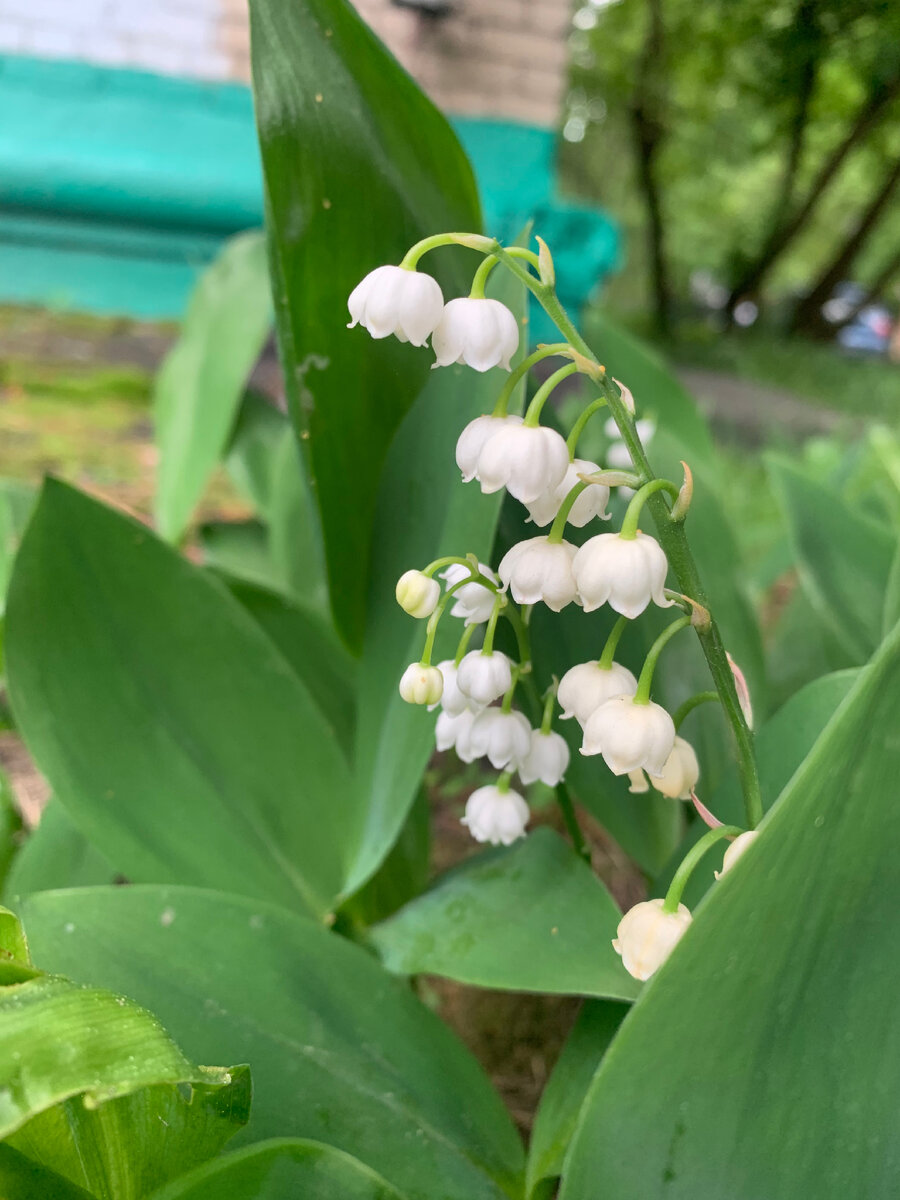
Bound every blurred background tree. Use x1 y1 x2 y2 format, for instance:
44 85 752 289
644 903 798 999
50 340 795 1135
562 0 900 339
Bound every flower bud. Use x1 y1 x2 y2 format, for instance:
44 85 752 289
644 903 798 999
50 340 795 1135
432 297 520 372
498 536 579 612
435 708 477 754
715 829 759 879
558 661 637 727
581 695 676 778
727 652 754 730
572 531 672 619
456 650 513 706
347 265 444 346
476 423 570 504
518 729 570 786
399 662 443 706
441 560 499 625
613 898 691 981
395 569 440 618
431 660 480 716
653 736 700 800
462 784 530 845
466 708 532 770
525 459 611 528
456 415 523 484
612 379 635 415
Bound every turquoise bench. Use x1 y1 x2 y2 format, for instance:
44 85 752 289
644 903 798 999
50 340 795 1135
0 53 619 321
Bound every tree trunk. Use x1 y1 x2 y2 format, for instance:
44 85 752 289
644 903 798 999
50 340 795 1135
726 68 900 313
833 247 900 331
631 0 672 336
790 155 900 337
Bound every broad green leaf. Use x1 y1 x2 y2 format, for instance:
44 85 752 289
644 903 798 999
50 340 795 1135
9 1068 250 1200
266 430 329 613
0 481 36 615
0 766 23 894
561 618 900 1200
769 455 896 662
224 392 288 521
22 886 526 1200
371 828 638 1001
199 518 285 594
884 541 900 637
154 230 272 543
250 0 481 649
6 481 354 918
341 787 430 927
4 801 117 907
347 266 526 893
149 1139 408 1200
0 1144 93 1198
226 579 355 759
526 1002 628 1200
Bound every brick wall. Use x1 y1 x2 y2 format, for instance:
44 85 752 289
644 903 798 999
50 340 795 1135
0 0 572 125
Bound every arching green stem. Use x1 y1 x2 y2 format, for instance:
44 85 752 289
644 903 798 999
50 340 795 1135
469 254 498 298
453 621 478 667
547 481 589 543
673 691 720 731
400 232 495 269
566 397 608 458
421 576 493 664
635 616 691 704
481 597 504 656
598 615 630 668
620 478 679 541
501 667 522 714
540 682 558 734
663 825 743 913
555 782 591 863
524 363 578 427
493 343 571 417
496 771 513 794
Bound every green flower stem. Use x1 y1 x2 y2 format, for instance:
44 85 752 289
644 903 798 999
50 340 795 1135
421 576 488 664
469 254 497 298
598 615 630 668
635 616 691 705
501 667 521 714
555 782 592 863
400 232 495 269
663 825 744 913
496 771 513 794
620 478 679 541
673 691 720 731
453 621 478 667
566 397 608 458
493 343 571 417
540 682 558 734
481 597 504 656
485 239 762 830
548 481 589 543
523 363 578 427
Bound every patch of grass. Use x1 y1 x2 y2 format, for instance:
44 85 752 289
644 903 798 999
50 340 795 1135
666 326 900 421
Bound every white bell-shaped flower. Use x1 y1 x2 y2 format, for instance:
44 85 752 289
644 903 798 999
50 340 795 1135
466 708 532 770
441 561 499 625
653 736 700 800
395 569 440 618
525 458 610 528
497 537 579 612
432 297 520 372
462 784 530 845
557 661 638 727
435 708 477 754
715 830 759 879
347 265 444 346
399 662 443 706
612 898 691 981
476 423 570 504
456 414 523 483
518 729 570 786
430 660 480 716
572 531 672 618
581 694 676 778
456 650 513 706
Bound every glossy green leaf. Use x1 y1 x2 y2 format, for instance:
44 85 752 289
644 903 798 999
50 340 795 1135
526 1002 628 1200
224 392 288 521
266 429 329 613
4 801 117 907
8 1068 251 1200
149 1139 408 1200
372 828 638 1000
226 579 355 759
0 1144 93 1199
22 886 526 1200
769 455 896 662
198 518 285 594
6 481 355 917
341 787 430 927
347 266 526 893
561 618 900 1200
0 480 35 615
154 230 273 543
250 0 480 649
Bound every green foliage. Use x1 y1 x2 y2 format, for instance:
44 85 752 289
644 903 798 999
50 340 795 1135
3 801 116 906
154 231 272 544
371 829 638 1000
22 886 526 1200
250 0 481 650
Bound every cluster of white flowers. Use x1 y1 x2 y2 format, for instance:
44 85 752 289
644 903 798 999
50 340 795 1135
350 244 758 982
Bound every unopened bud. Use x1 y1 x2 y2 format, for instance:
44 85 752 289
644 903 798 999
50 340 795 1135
396 570 440 618
399 662 444 706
